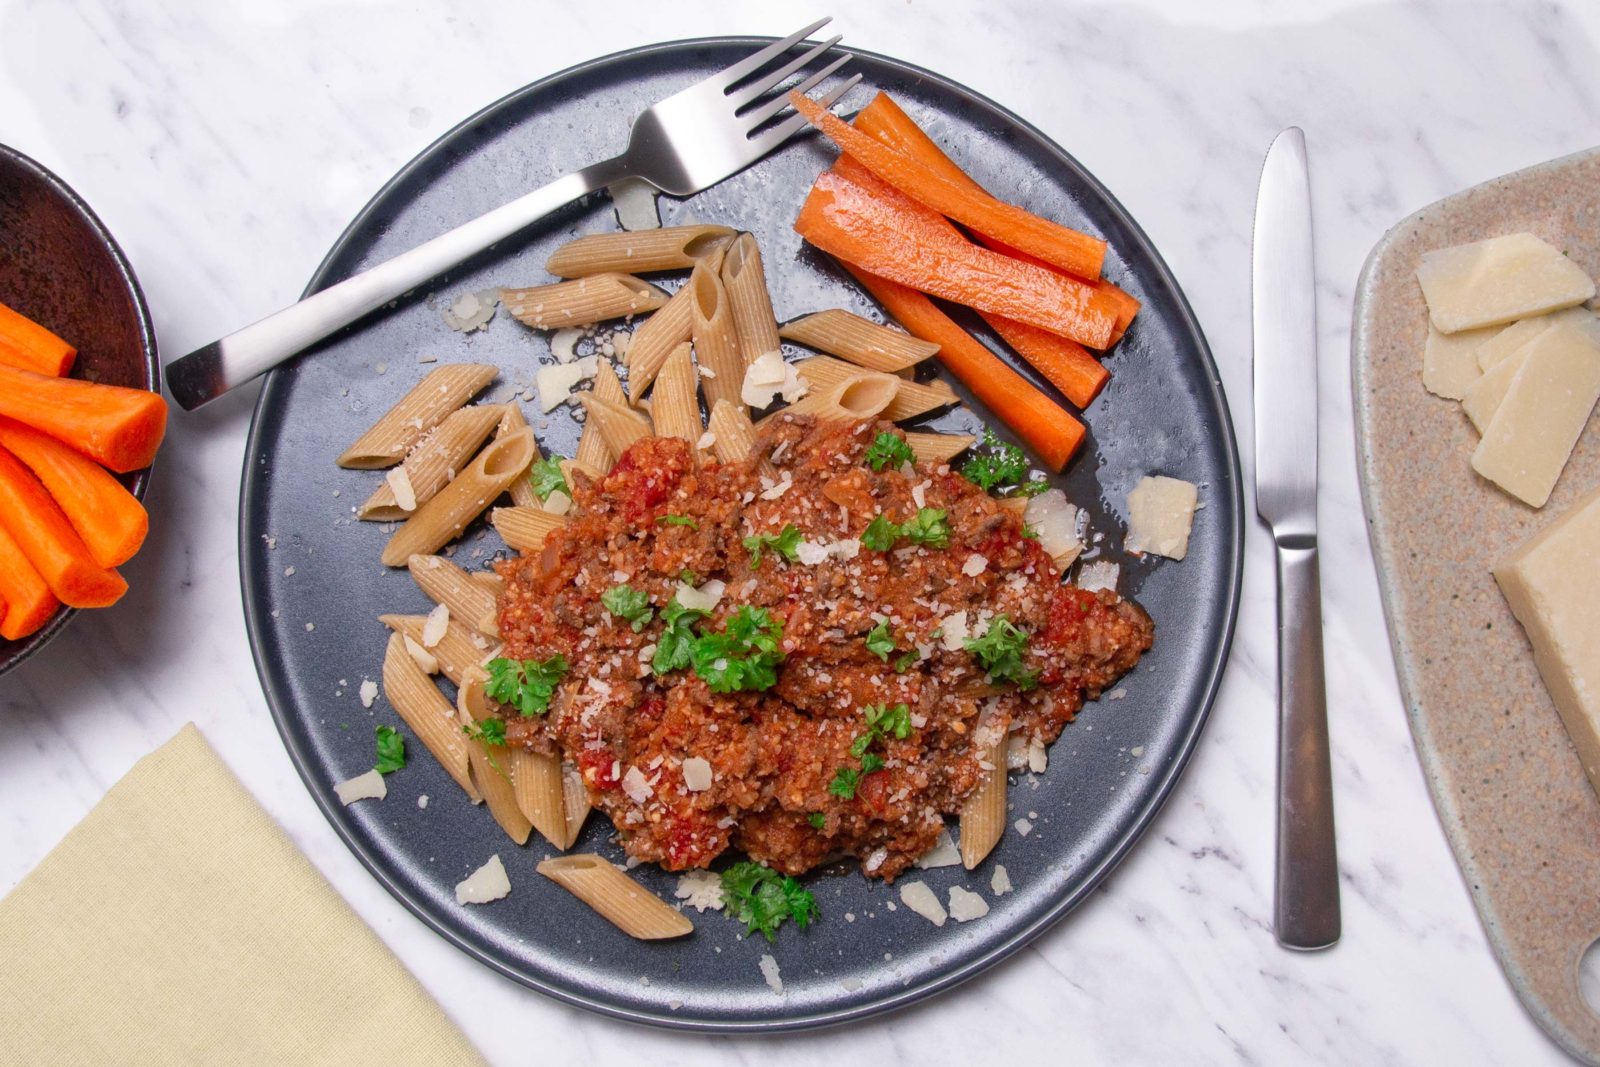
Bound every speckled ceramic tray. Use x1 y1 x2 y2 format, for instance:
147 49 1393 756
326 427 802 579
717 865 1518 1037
1353 147 1600 1065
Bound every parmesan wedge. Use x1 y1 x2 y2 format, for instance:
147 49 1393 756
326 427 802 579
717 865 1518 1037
1416 232 1594 334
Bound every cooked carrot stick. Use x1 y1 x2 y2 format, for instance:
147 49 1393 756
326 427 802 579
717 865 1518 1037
0 521 60 640
0 366 167 473
0 447 126 608
0 302 75 377
978 313 1108 409
841 263 1085 470
796 169 1117 349
790 91 1106 281
0 418 148 568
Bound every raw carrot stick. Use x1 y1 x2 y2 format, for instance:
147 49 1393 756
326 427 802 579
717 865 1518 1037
0 522 60 640
795 169 1118 348
0 417 148 568
0 447 126 608
0 302 75 377
841 263 1085 470
0 365 167 473
790 91 1107 280
978 313 1109 409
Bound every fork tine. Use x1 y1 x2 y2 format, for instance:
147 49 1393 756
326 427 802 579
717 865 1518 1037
746 73 863 153
740 52 853 129
727 34 842 110
715 17 832 89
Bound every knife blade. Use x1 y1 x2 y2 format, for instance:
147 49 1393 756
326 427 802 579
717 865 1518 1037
1251 127 1341 951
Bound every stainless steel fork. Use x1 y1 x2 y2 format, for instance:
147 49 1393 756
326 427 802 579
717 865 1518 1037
166 19 858 410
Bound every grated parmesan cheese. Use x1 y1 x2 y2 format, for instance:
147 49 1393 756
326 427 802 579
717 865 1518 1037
991 865 1013 896
759 953 784 994
681 756 713 792
961 554 988 577
535 355 599 412
358 678 379 708
622 766 653 804
455 854 511 904
675 578 726 613
421 603 450 648
674 869 725 911
550 327 584 363
948 886 990 922
899 881 947 926
333 769 386 805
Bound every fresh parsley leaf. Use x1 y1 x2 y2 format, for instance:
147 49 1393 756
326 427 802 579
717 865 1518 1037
652 598 706 676
1014 478 1051 497
720 861 819 941
864 620 895 662
828 767 861 799
691 605 785 693
808 812 827 830
528 457 568 501
864 702 912 740
860 751 886 774
742 524 803 568
900 508 950 549
1020 523 1041 541
861 514 900 552
463 717 507 746
679 569 699 585
485 655 569 717
960 429 1033 492
864 431 915 472
893 650 920 673
964 614 1040 690
374 725 406 774
657 514 699 529
849 732 874 759
601 583 653 632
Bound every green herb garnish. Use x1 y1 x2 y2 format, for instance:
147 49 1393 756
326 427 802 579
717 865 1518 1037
808 812 827 830
864 431 914 472
864 620 896 662
720 861 819 941
691 605 786 693
961 429 1035 492
374 725 406 774
861 514 900 552
657 514 699 529
742 524 803 568
652 598 707 676
964 614 1039 690
601 583 653 632
828 767 862 799
860 751 886 774
900 508 950 549
528 456 568 501
893 650 920 673
463 718 507 747
485 655 569 717
864 701 913 741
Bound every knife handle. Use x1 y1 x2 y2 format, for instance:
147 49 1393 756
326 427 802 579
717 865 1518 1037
1273 537 1341 950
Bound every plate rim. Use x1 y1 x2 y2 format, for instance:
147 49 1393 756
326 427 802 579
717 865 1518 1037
238 34 1245 1032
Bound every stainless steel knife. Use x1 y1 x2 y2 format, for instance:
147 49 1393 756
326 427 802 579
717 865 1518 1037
1252 127 1340 951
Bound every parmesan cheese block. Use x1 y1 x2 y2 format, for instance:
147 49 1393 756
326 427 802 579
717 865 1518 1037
1460 342 1531 433
1470 321 1600 507
1423 323 1492 399
1493 485 1600 797
1416 232 1595 334
1125 475 1199 560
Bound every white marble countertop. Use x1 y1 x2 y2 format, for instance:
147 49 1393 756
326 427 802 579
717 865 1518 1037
3 0 1597 1062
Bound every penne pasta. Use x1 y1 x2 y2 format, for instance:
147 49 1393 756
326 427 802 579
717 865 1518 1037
721 232 783 367
707 399 777 479
536 854 693 940
760 371 899 425
338 363 498 469
650 342 703 445
578 394 652 458
381 427 536 566
560 457 605 487
501 273 669 330
995 496 1031 516
689 266 744 411
576 360 626 472
358 404 503 520
495 404 541 509
546 224 735 278
458 670 533 845
379 613 499 687
468 569 504 599
959 737 1007 869
795 354 958 421
381 632 478 802
408 554 500 637
491 505 569 554
508 746 568 849
624 281 695 401
561 761 591 849
904 431 977 467
779 309 939 372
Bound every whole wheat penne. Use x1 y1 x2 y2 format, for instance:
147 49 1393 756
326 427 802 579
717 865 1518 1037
577 360 626 470
458 670 533 845
502 273 669 329
547 224 735 278
904 431 977 467
579 394 652 458
624 281 695 400
381 427 536 566
493 404 543 509
380 613 499 686
359 404 504 519
338 363 498 469
959 737 1007 869
468 569 504 599
795 355 957 421
779 309 940 372
560 457 606 487
995 496 1030 516
382 632 478 802
408 554 499 637
706 399 777 479
721 233 782 366
690 267 744 411
508 746 568 848
536 854 693 939
650 342 703 445
492 505 569 554
760 371 899 426
562 762 591 849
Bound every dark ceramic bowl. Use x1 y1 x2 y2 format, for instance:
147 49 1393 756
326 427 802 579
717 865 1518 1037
0 144 160 677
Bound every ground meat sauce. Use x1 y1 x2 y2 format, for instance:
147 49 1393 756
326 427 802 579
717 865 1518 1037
496 416 1153 881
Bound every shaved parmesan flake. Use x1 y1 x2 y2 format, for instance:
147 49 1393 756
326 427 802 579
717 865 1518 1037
682 756 713 792
610 177 661 230
939 610 970 651
741 350 808 407
758 472 794 500
1024 489 1083 567
1013 818 1034 837
386 466 418 512
421 603 450 648
455 854 511 904
441 288 500 332
674 869 724 911
536 355 599 412
622 766 653 804
759 953 784 994
550 327 584 363
948 885 990 922
334 769 386 805
899 881 947 926
1077 561 1120 594
1027 739 1048 774
542 489 573 516
675 578 726 613
358 678 379 708
1126 476 1199 560
697 430 716 450
403 634 439 675
914 828 961 869
991 865 1013 896
961 554 988 577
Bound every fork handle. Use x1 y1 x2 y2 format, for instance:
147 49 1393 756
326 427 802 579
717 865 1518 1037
166 155 632 410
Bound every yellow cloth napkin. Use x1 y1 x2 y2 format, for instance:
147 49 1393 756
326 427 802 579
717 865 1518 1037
0 723 486 1067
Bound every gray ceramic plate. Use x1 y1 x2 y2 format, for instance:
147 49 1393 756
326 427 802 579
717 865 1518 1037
240 38 1242 1030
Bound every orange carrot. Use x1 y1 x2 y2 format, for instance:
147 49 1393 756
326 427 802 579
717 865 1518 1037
0 417 148 568
0 365 167 473
0 521 60 640
0 447 126 608
0 301 76 377
795 169 1117 348
979 313 1109 409
842 263 1085 470
790 91 1106 281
